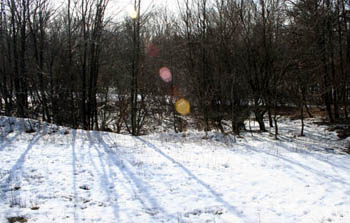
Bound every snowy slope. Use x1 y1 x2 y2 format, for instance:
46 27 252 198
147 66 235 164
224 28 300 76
0 116 350 223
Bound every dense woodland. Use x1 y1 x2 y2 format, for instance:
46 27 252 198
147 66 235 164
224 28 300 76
0 0 349 136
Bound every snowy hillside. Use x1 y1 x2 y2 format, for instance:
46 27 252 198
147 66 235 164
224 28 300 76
0 116 350 223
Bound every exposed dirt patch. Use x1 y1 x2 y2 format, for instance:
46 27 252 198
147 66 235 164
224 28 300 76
79 185 90 190
328 125 350 140
25 128 36 134
7 216 28 223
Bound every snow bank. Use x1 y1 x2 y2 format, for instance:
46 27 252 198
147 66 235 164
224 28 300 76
0 116 349 223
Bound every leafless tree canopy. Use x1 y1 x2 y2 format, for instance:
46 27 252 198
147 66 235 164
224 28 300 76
0 0 349 135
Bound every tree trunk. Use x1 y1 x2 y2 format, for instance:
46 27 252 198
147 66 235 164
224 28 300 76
255 111 266 132
300 101 305 136
268 105 273 127
274 116 278 140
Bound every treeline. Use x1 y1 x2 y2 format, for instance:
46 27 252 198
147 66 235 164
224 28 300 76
0 0 349 136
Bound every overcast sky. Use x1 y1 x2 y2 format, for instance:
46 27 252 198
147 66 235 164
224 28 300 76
110 0 178 18
55 0 178 21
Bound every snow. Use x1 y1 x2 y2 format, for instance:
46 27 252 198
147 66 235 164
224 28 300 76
0 116 350 223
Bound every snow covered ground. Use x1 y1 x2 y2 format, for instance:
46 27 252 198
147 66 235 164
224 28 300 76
0 116 350 223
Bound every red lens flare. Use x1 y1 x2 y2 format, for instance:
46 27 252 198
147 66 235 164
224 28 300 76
147 43 159 57
168 86 184 98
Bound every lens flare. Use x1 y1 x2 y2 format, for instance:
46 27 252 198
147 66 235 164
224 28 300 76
159 67 172 83
168 86 184 98
127 5 137 19
147 43 159 57
175 98 190 116
131 10 137 19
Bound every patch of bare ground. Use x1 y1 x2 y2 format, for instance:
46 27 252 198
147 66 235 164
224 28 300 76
7 217 28 223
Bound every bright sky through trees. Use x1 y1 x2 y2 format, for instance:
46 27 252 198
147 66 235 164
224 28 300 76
55 0 176 21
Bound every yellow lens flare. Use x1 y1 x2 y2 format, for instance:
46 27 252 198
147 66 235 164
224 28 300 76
131 9 137 19
159 67 172 83
175 98 190 116
127 5 137 19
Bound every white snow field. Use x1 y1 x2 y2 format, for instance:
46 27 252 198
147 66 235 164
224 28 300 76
0 116 350 223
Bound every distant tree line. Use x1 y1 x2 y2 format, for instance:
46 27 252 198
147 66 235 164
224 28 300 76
0 0 349 136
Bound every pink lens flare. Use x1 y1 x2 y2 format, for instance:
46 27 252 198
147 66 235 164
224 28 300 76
159 67 172 83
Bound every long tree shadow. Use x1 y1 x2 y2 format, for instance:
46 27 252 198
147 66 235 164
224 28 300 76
85 131 120 221
135 136 250 222
240 134 350 172
0 126 23 152
0 127 45 201
275 139 350 171
93 131 176 221
71 129 78 223
246 144 350 186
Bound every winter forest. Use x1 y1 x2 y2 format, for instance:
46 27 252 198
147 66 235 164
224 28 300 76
1 1 350 222
1 0 350 135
